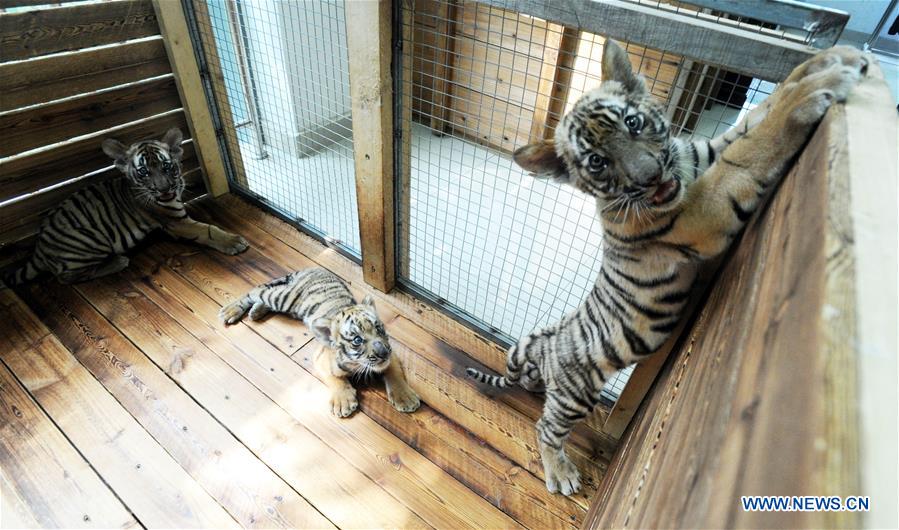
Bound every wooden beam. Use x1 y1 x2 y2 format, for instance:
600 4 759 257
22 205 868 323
151 0 229 197
843 58 898 530
474 0 818 81
345 0 395 292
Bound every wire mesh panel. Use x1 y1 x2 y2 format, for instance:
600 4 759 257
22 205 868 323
191 0 361 256
396 0 787 402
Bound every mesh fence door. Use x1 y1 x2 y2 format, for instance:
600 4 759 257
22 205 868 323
191 0 361 256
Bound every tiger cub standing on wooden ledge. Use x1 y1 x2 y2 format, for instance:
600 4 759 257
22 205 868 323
5 128 248 285
219 268 421 418
467 42 867 495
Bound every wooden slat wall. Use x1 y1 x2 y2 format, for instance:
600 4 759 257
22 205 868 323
0 0 207 251
0 0 158 60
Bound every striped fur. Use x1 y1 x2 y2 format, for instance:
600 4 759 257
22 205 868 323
467 42 867 495
5 128 248 285
219 268 421 417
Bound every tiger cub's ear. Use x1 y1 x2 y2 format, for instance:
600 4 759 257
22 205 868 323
161 127 184 160
601 40 646 96
361 294 376 309
310 318 333 345
513 140 571 184
101 138 129 173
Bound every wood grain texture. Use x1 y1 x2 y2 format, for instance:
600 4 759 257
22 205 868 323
345 0 395 292
73 273 438 530
123 251 522 530
0 76 181 157
0 37 170 112
0 357 137 529
17 283 334 530
585 104 862 529
839 59 897 530
0 0 160 61
151 0 229 197
0 287 238 529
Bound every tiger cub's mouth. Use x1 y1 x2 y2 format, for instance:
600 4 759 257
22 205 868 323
650 178 680 205
156 191 177 202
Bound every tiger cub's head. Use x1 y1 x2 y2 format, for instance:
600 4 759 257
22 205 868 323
102 128 185 204
514 40 683 219
312 295 393 374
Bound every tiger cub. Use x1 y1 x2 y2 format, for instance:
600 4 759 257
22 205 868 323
5 128 248 285
219 268 421 417
467 42 867 495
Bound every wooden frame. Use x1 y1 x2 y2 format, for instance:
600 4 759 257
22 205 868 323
346 0 396 292
475 0 820 81
151 0 229 197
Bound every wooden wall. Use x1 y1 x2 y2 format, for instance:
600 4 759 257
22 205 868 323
583 63 895 529
0 0 204 257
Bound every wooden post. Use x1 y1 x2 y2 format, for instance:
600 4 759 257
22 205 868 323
346 0 395 292
151 0 229 197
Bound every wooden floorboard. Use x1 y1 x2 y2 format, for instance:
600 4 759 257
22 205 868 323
0 359 137 529
0 287 237 529
127 251 521 529
72 273 435 530
2 195 613 529
17 283 334 530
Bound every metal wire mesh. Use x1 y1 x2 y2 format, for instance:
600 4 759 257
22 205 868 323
397 0 778 401
192 0 361 255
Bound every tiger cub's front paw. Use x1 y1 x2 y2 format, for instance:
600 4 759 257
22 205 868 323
217 232 249 255
330 387 359 418
387 384 421 413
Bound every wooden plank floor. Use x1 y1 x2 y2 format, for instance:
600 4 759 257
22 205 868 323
0 194 611 529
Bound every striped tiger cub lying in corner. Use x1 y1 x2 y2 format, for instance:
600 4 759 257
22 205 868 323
219 267 421 418
467 42 868 495
5 128 248 285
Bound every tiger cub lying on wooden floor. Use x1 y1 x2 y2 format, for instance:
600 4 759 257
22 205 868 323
219 267 421 417
5 128 248 285
467 42 867 495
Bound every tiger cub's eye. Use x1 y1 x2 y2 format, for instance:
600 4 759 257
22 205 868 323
624 114 643 134
137 167 149 177
352 336 363 347
587 154 608 173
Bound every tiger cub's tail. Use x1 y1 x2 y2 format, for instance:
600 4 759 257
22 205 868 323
465 367 512 388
